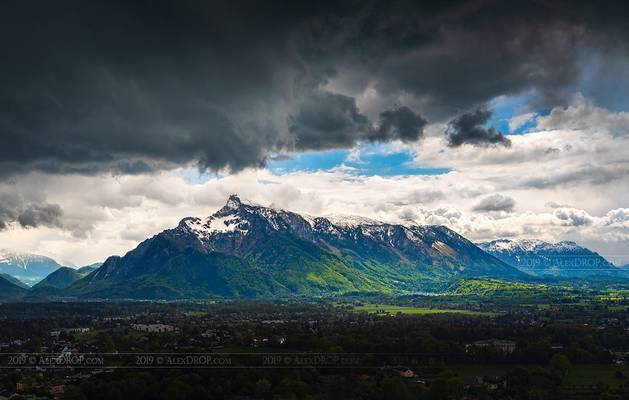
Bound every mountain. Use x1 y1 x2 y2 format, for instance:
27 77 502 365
28 265 103 298
32 267 84 290
77 263 102 275
0 273 29 289
0 275 27 300
477 239 625 279
70 195 524 299
0 250 65 285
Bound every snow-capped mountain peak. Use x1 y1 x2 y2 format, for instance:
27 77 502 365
477 238 621 278
170 195 512 273
480 239 543 252
180 196 405 242
84 194 525 298
0 249 49 269
0 250 65 285
479 239 583 253
224 194 242 210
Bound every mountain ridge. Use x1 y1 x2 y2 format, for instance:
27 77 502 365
0 249 65 285
0 273 29 289
478 239 625 278
0 275 27 300
69 195 525 299
33 267 85 290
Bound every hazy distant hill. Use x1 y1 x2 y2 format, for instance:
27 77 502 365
478 239 625 279
0 275 27 300
0 250 65 285
27 264 105 299
77 263 102 275
69 195 524 299
0 273 29 289
33 267 84 290
619 264 629 278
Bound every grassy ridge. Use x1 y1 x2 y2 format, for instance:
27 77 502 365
448 278 551 296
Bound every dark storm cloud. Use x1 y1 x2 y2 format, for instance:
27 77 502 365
289 91 371 150
0 193 63 230
17 204 63 229
1 0 629 176
289 93 426 148
372 107 428 142
445 109 511 147
0 194 20 230
473 194 515 213
0 0 300 175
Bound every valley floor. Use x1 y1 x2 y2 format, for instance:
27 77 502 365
0 290 627 399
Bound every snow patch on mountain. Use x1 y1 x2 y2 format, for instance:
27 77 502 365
325 214 382 228
208 216 240 233
0 249 50 270
477 239 622 278
480 239 581 253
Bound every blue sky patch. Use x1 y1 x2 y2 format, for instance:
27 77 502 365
489 93 551 134
268 145 451 177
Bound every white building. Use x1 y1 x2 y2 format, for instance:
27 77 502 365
470 339 516 354
132 324 175 333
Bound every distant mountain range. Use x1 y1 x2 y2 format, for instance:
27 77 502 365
68 195 524 299
77 263 102 275
24 265 98 299
33 266 95 290
2 196 627 301
0 273 29 289
0 275 28 300
477 239 627 279
0 250 65 285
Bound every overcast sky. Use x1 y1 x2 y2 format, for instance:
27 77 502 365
1 0 628 266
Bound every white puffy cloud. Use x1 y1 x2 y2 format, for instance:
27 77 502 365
553 208 594 226
537 94 629 136
473 194 516 213
508 112 538 132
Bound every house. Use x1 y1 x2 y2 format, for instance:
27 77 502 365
463 376 484 388
398 369 416 378
50 385 65 397
201 329 217 338
272 335 286 345
16 382 30 392
132 324 175 333
469 339 516 354
63 327 90 334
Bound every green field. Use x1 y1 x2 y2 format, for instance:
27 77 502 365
561 364 629 389
449 364 629 390
450 363 524 379
351 303 495 316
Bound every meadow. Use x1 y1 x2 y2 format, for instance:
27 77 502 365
350 303 496 316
